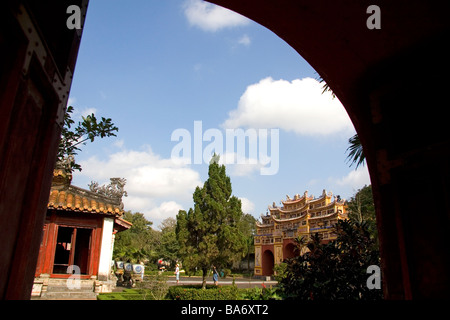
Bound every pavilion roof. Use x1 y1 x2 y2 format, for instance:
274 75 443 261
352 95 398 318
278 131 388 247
48 168 126 217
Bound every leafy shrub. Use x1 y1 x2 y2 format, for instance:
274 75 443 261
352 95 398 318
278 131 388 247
273 262 287 282
137 273 169 300
239 285 282 300
97 294 126 300
221 268 232 278
167 285 240 300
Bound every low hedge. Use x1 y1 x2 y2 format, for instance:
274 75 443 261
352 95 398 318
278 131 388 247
97 289 156 300
167 285 240 300
98 285 280 300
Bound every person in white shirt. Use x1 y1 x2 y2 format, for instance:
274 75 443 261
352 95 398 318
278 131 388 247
174 264 180 284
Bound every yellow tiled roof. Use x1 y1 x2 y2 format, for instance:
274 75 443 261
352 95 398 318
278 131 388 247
48 169 125 215
48 188 123 215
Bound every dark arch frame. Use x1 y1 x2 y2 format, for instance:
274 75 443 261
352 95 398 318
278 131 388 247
1 0 449 299
208 0 450 299
262 249 275 277
283 242 297 261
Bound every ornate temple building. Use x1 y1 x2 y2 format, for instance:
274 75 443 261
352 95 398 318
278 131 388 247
32 161 131 299
254 190 347 277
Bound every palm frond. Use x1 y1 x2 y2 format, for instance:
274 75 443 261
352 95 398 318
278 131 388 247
346 134 365 168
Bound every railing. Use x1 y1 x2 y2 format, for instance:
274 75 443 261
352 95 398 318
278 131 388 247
309 225 334 232
254 236 274 245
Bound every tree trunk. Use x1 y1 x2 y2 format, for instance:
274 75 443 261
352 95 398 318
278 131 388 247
202 268 207 289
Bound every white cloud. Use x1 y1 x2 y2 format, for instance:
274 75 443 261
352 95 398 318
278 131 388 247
75 146 202 224
124 195 154 214
75 146 258 224
113 139 125 149
301 167 371 203
239 197 255 214
80 107 97 118
238 34 251 46
217 152 263 177
184 0 250 32
229 163 263 177
66 97 97 119
148 201 184 226
332 166 371 190
222 77 354 136
68 97 76 106
69 106 97 121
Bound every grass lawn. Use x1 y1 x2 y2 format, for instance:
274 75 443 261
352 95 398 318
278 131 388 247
98 284 280 300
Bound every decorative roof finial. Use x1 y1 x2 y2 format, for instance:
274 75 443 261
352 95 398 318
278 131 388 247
89 178 128 208
53 155 75 187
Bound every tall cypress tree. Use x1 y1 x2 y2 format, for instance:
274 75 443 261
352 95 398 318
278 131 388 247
176 156 245 288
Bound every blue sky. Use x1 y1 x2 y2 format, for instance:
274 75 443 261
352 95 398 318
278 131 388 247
69 0 370 229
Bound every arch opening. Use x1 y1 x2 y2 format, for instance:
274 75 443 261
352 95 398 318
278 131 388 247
1 0 450 300
283 242 297 260
262 250 274 276
209 0 450 299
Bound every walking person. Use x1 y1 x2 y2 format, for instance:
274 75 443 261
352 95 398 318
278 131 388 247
212 266 219 286
174 263 180 285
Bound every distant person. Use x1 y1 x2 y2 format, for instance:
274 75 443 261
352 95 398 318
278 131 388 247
174 264 180 284
212 266 219 286
140 261 145 280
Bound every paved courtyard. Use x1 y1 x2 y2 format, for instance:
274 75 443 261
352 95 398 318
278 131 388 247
113 275 278 291
165 276 278 289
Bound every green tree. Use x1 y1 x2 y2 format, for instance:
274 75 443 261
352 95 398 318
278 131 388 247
157 217 180 267
238 213 256 271
346 185 378 246
57 105 118 172
176 156 246 288
113 211 160 263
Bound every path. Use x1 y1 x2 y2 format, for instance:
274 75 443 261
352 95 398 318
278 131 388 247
166 276 278 289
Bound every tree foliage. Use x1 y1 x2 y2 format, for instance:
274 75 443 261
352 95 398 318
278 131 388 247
113 211 160 263
346 185 378 244
156 218 180 267
318 75 336 99
176 157 246 288
346 133 366 169
57 105 118 172
239 213 257 270
278 220 382 300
